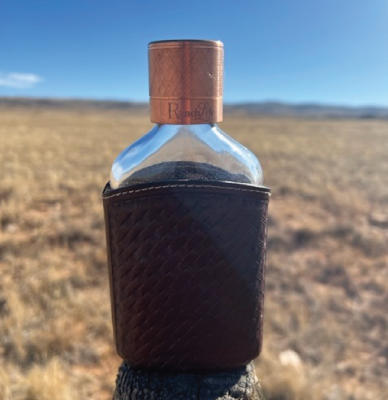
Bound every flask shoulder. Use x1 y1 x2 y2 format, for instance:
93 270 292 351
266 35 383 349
110 124 263 189
211 125 263 184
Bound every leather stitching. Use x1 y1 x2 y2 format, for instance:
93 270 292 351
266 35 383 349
104 183 270 199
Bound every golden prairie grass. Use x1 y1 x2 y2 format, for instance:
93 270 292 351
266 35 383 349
0 108 387 399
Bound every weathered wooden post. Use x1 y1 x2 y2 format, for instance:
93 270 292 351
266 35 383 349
113 361 265 400
102 40 270 400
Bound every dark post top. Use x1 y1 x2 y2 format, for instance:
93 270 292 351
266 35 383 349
113 361 265 400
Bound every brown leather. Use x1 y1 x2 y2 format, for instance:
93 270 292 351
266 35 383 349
103 180 270 372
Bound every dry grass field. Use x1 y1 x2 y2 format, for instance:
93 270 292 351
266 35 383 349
0 107 387 400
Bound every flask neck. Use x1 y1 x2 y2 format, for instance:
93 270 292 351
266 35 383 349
157 122 215 128
154 123 218 137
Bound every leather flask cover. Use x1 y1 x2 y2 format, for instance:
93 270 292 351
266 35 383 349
102 180 270 372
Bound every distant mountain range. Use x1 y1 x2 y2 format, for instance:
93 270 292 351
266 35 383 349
225 102 388 119
1 97 388 119
0 97 147 111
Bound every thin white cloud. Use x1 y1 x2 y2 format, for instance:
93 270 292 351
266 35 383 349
0 72 43 89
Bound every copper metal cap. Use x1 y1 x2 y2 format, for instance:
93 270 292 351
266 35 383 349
148 39 224 124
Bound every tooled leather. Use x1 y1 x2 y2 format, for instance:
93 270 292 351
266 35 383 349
103 181 270 372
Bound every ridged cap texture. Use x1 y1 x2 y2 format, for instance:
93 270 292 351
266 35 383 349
148 40 224 124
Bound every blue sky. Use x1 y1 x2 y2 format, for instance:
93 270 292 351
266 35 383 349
1 0 387 106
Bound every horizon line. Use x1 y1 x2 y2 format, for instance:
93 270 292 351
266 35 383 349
0 95 388 110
